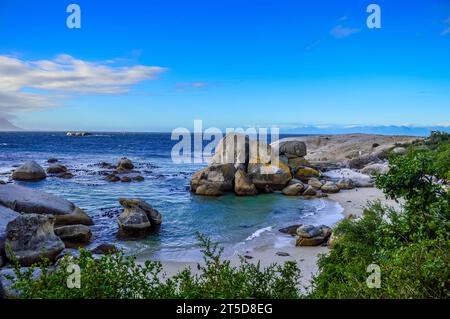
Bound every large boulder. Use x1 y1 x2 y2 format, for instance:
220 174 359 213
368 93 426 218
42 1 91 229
190 164 236 195
0 205 20 258
0 184 93 226
287 157 309 169
234 170 258 196
11 161 46 181
210 133 272 168
5 214 65 266
54 225 92 247
308 178 323 189
321 181 340 194
296 225 332 246
282 182 305 196
273 140 307 158
118 157 134 170
294 167 320 181
117 198 162 238
248 162 292 191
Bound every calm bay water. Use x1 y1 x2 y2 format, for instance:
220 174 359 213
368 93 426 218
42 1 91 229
0 132 343 261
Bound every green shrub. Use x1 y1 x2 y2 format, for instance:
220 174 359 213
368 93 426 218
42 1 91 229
6 234 302 299
311 132 450 299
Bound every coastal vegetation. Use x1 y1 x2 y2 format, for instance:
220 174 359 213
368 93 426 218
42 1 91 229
310 132 450 299
1 132 449 299
6 234 301 299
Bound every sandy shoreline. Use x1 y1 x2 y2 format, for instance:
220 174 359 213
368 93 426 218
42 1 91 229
148 187 402 289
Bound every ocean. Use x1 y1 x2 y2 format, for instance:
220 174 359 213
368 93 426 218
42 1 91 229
0 132 343 261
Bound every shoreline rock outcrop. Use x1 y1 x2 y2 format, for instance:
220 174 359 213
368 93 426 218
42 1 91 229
5 214 65 266
0 184 93 226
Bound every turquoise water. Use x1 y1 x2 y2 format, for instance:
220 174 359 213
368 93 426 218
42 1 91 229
0 132 343 261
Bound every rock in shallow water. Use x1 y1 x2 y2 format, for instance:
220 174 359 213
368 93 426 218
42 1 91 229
6 214 65 266
191 163 236 194
296 225 332 247
0 184 93 226
91 243 118 255
54 224 92 246
117 198 162 239
46 165 67 174
11 161 46 181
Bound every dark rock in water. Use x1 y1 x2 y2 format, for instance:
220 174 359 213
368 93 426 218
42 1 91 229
58 172 74 179
91 243 118 255
99 162 116 169
47 158 58 163
105 174 120 182
0 184 93 226
276 251 290 257
120 176 132 183
279 224 302 235
54 224 92 247
133 176 145 182
11 161 47 181
117 198 162 239
5 214 65 266
118 157 134 170
47 165 67 174
244 255 253 259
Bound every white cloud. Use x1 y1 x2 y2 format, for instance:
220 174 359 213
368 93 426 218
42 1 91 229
442 17 450 36
0 54 166 114
330 25 360 39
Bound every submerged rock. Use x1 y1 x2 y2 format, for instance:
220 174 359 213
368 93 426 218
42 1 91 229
91 243 118 255
47 158 58 163
234 170 258 196
0 184 93 226
5 214 65 266
11 161 46 181
46 165 67 174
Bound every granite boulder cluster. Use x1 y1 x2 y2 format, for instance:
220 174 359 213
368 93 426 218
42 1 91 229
190 133 355 197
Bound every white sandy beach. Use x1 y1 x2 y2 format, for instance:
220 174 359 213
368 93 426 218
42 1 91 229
154 187 402 289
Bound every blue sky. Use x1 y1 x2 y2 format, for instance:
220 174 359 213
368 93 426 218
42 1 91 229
0 0 449 132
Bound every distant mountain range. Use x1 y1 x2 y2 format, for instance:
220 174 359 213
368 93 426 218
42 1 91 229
280 125 450 137
0 118 22 131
